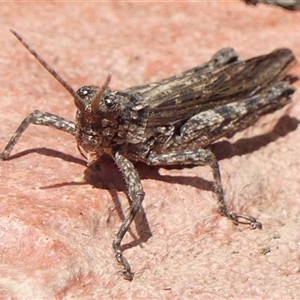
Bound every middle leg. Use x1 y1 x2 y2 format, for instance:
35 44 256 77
145 148 262 229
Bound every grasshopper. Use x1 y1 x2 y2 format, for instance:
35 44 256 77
0 30 297 280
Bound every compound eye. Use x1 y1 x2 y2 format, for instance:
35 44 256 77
77 86 94 99
104 94 118 110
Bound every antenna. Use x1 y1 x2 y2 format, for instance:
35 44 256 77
10 30 84 109
91 73 112 113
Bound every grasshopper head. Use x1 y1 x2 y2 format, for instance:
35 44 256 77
75 74 120 119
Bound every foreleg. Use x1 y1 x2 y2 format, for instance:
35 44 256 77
0 110 75 160
112 152 145 281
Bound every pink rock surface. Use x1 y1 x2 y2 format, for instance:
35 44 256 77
0 2 300 299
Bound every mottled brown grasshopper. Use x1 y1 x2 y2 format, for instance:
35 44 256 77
0 30 297 280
